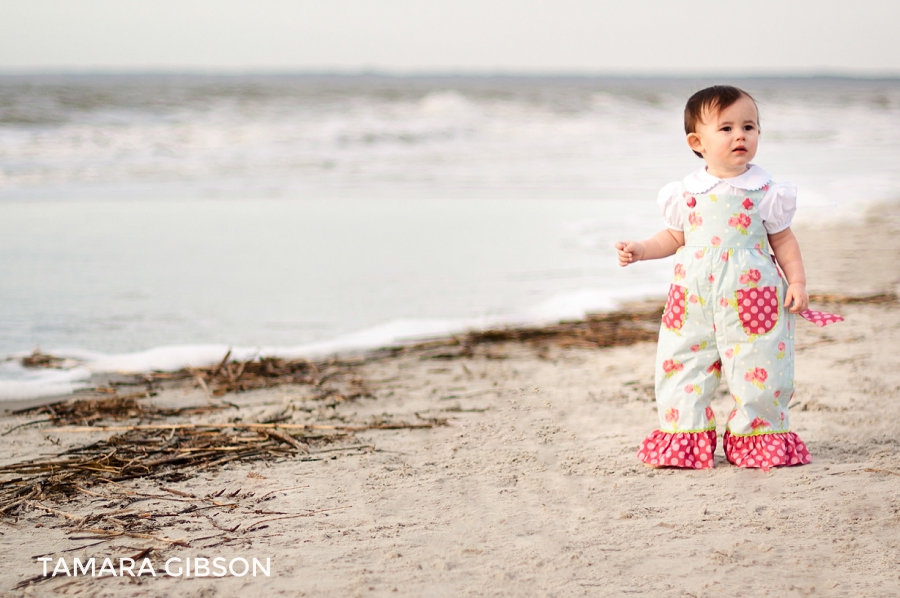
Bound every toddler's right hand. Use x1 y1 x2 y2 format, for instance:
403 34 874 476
615 241 644 266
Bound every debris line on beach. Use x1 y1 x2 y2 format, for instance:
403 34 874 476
0 419 444 518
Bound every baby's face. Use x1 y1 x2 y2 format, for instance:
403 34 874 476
687 95 760 179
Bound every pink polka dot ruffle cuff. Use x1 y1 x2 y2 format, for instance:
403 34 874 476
723 430 811 471
637 430 716 469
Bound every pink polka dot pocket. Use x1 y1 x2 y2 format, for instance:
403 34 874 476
735 286 780 336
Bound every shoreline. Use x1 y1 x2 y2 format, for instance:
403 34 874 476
1 286 892 416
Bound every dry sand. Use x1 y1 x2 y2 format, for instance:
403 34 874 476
1 203 899 597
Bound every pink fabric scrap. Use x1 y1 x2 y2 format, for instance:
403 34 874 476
799 309 843 327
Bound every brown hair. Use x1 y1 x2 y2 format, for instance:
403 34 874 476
684 85 757 158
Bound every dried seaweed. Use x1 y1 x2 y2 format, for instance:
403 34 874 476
466 308 663 348
807 291 898 305
392 293 898 361
138 352 375 400
0 419 443 519
20 350 68 369
17 391 229 426
398 306 663 360
3 347 445 531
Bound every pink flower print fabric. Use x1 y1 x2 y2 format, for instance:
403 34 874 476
662 359 684 378
687 211 703 232
664 408 679 425
776 341 786 359
738 268 761 287
728 212 752 235
745 367 768 389
750 416 771 430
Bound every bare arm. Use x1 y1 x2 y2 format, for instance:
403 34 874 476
768 226 809 313
615 229 685 267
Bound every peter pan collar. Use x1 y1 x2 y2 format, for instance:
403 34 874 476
683 164 772 194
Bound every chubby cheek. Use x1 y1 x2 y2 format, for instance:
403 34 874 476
745 131 760 149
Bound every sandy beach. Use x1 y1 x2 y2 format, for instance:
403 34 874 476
1 202 899 597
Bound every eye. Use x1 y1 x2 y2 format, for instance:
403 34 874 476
743 124 756 131
721 126 732 132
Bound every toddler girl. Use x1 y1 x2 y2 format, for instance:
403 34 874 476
615 85 841 470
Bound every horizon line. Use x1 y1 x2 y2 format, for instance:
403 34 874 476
1 67 900 81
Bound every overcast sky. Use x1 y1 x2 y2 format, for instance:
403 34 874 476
1 0 898 75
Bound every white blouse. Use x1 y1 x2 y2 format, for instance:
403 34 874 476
658 164 797 234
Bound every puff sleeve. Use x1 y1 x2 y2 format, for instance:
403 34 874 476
657 181 683 231
759 182 797 234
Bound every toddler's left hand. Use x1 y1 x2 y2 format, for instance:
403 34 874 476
785 282 809 313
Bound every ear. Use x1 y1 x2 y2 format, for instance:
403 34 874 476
686 133 704 155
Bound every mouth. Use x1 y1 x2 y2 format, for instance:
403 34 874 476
733 146 747 153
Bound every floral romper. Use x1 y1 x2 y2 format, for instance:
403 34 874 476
636 169 840 470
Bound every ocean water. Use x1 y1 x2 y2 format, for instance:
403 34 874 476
1 75 899 399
